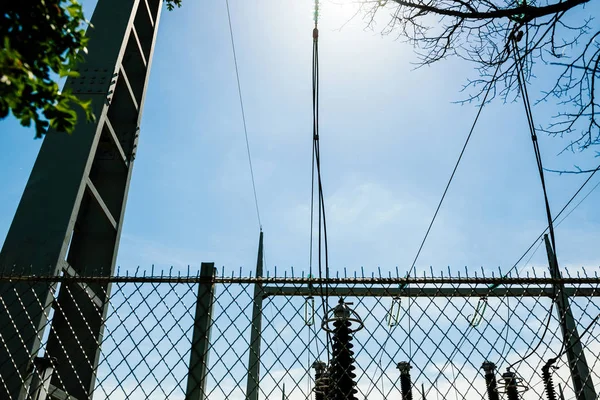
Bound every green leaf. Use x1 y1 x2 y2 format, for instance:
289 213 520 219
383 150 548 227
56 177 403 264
59 69 80 78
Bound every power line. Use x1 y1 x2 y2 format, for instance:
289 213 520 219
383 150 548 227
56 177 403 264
409 47 508 271
508 301 555 369
551 314 600 361
225 0 262 230
406 44 508 369
504 32 597 370
310 10 331 360
555 177 600 228
502 26 600 277
506 163 600 276
500 34 563 366
512 34 558 258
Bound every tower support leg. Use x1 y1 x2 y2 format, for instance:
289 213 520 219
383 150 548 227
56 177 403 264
0 0 163 398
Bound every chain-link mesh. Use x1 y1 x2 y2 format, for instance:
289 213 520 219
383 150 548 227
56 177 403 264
1 269 600 400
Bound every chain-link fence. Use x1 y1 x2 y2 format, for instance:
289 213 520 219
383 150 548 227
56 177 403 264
1 266 600 400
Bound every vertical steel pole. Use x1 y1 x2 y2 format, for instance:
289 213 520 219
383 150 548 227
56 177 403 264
185 263 216 400
246 231 264 400
544 235 596 400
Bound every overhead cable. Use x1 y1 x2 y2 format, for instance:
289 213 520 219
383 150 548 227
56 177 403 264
225 0 262 230
512 34 558 257
506 30 561 370
409 47 509 271
309 2 332 359
506 163 600 277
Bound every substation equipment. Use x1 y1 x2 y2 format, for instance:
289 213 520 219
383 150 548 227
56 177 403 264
0 0 598 399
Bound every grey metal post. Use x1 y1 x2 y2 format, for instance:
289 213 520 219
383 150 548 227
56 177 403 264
27 357 56 400
246 231 264 400
185 263 216 400
544 234 596 400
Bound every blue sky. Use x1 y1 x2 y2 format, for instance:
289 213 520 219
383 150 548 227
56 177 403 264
0 0 599 276
2 3 600 399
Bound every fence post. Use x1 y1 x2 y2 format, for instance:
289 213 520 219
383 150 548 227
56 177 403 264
246 231 264 400
185 262 216 400
544 234 596 400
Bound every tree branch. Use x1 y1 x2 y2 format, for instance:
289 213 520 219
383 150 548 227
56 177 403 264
392 0 588 21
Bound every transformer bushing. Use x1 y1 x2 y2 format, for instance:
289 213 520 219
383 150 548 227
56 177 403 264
502 371 521 400
313 360 329 400
542 359 558 400
481 361 500 400
322 298 364 400
397 361 413 400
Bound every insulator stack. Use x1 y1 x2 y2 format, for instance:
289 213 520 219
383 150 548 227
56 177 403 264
542 359 558 400
397 361 413 400
313 360 329 400
329 299 359 400
502 371 520 400
481 361 499 400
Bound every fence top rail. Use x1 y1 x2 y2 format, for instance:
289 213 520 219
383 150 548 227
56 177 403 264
2 264 599 281
1 274 600 285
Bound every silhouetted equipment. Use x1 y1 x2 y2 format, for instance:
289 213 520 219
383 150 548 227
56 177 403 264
502 371 520 400
397 361 413 400
322 298 364 400
542 359 558 400
499 370 528 400
313 360 328 400
481 361 500 400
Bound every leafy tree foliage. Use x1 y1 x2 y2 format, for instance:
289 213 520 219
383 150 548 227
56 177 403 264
1 1 93 137
0 0 180 138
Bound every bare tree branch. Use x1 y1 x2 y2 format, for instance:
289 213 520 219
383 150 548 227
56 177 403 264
391 0 588 21
362 0 600 151
544 167 600 174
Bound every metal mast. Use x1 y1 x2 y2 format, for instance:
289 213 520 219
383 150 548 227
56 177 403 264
544 234 596 400
0 0 162 398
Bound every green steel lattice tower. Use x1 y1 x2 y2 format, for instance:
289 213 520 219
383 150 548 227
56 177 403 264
0 0 162 398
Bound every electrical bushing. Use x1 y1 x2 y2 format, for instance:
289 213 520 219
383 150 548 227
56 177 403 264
481 361 499 400
542 359 558 400
397 361 413 400
502 371 520 400
313 360 328 400
324 299 362 400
